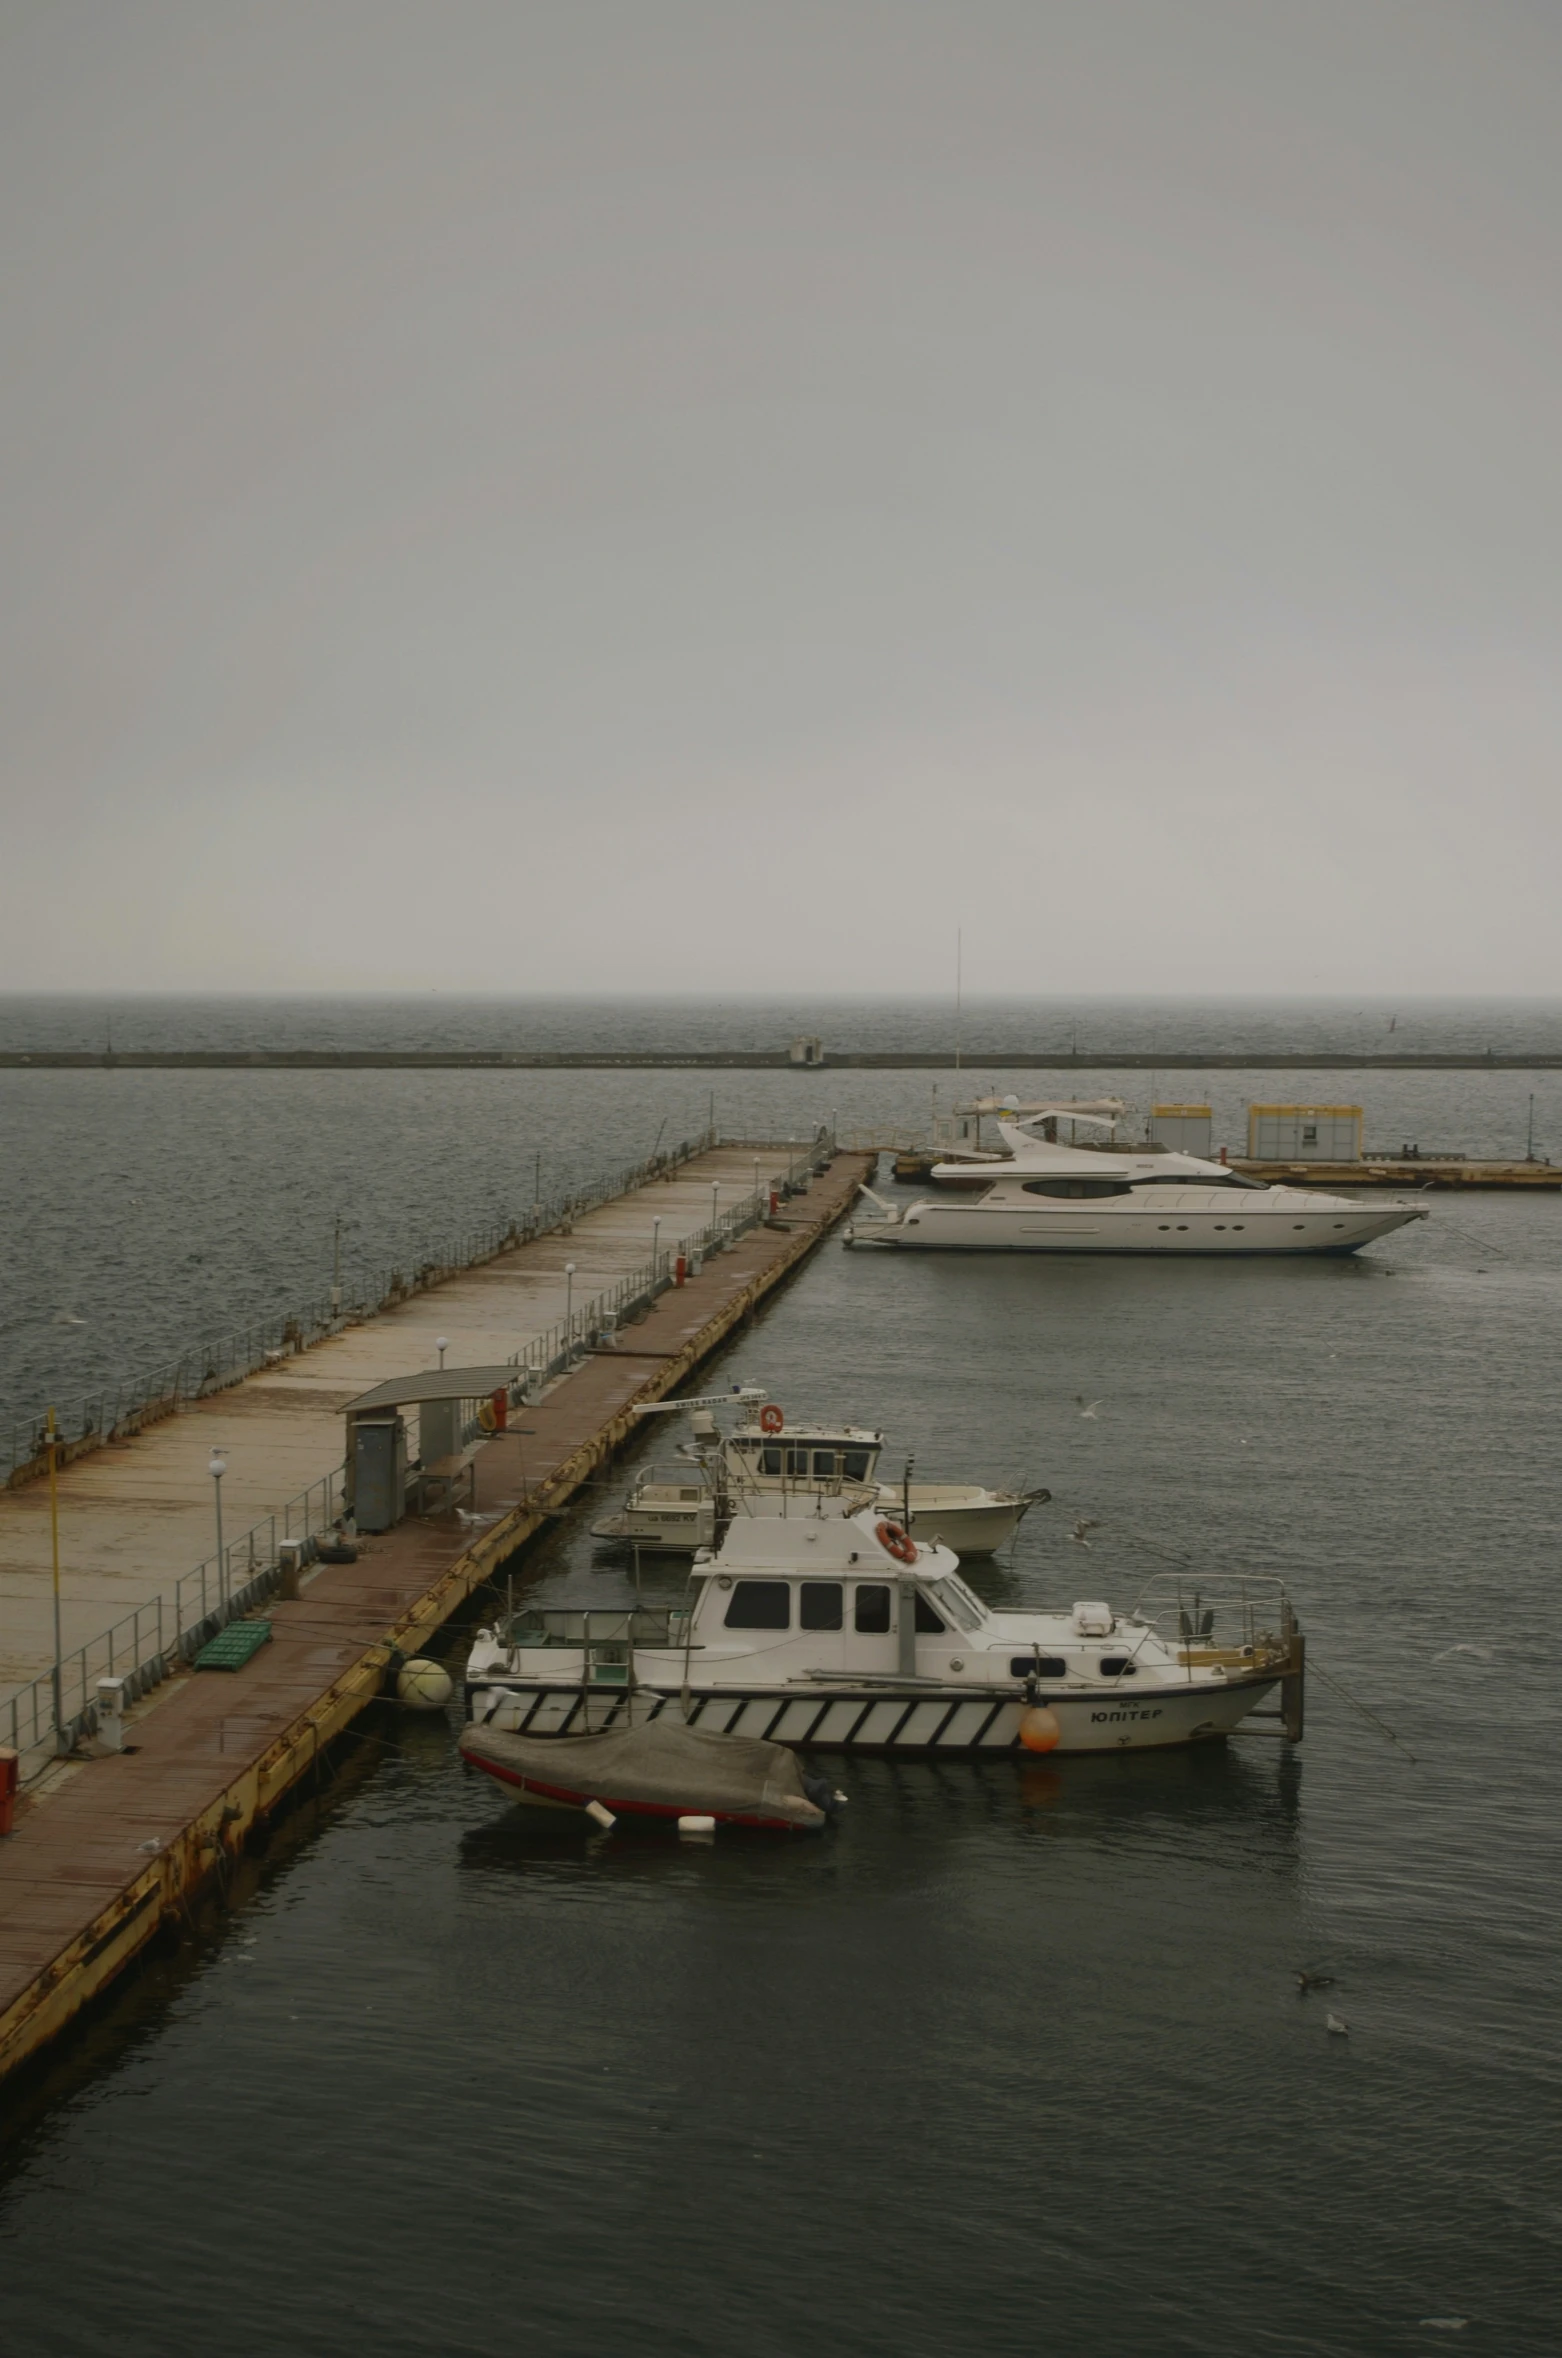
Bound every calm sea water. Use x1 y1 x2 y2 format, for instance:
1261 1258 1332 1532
1 1000 1559 2354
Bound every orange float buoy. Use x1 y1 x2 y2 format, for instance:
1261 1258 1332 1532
760 1403 784 1434
1019 1705 1062 1754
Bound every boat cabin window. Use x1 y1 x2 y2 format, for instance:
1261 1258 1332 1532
913 1592 948 1634
1098 1657 1137 1677
811 1451 837 1479
758 1447 783 1475
784 1446 813 1476
800 1581 843 1630
854 1584 892 1633
724 1581 791 1629
1011 1654 1069 1678
1021 1178 1133 1199
842 1449 874 1482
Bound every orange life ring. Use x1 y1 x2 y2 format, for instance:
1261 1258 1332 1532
760 1403 784 1435
876 1517 917 1565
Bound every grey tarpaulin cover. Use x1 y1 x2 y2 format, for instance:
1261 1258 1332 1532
459 1712 827 1830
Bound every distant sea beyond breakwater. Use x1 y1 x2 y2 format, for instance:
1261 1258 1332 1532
5 1048 1562 1070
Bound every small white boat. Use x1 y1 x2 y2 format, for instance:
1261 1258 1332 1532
849 1120 1427 1257
467 1504 1304 1758
589 1395 1047 1556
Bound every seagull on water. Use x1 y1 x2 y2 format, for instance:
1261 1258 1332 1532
1076 1398 1102 1419
1434 1643 1493 1663
1296 1970 1336 1993
1069 1518 1099 1547
1326 2013 1349 2037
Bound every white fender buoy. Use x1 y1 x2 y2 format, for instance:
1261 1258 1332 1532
678 1815 717 1836
585 1799 617 1830
396 1658 453 1712
1019 1705 1061 1754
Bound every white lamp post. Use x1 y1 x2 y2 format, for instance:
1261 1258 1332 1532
564 1261 576 1343
652 1216 661 1277
436 1335 449 1371
710 1180 720 1240
208 1449 227 1611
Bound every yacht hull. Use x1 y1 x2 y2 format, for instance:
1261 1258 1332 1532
464 1675 1276 1755
853 1203 1419 1254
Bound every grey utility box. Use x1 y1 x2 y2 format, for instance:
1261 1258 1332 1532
419 1396 462 1463
1247 1105 1363 1162
1151 1105 1213 1156
353 1413 408 1532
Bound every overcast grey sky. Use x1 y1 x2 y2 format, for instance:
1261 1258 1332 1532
1 1 1558 997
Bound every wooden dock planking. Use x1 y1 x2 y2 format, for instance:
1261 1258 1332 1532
0 1142 812 1691
0 1152 871 2081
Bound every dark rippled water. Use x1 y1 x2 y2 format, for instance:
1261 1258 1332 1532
2 1001 1560 2354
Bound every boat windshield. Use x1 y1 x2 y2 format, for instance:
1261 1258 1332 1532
928 1577 985 1632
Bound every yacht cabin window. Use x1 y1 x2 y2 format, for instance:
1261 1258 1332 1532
913 1592 948 1634
811 1451 837 1478
759 1447 783 1475
724 1581 791 1629
854 1584 892 1633
800 1581 843 1630
784 1446 812 1476
1011 1654 1069 1678
842 1449 874 1482
1021 1178 1133 1199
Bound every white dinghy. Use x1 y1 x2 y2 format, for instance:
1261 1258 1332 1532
467 1505 1304 1759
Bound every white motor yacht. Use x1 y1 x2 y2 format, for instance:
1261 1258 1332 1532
588 1393 1047 1555
467 1503 1303 1756
850 1119 1428 1257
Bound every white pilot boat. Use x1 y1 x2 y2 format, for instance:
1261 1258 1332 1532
848 1119 1427 1257
588 1393 1047 1556
466 1504 1304 1757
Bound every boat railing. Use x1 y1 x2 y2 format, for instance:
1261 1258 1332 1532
501 1606 690 1651
1127 1571 1296 1670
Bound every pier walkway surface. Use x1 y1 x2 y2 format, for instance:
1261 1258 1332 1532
0 1148 871 2081
0 1143 814 1705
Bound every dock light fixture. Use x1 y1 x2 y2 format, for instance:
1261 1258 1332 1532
436 1335 448 1371
208 1450 228 1612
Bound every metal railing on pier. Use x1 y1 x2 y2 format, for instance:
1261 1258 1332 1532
3 1126 832 1487
2 1463 349 1762
3 1131 837 1763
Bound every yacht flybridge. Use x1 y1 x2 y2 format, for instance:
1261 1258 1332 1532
850 1117 1428 1256
588 1391 1048 1555
465 1504 1304 1758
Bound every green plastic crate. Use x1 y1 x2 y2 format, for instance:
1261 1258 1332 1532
194 1619 273 1671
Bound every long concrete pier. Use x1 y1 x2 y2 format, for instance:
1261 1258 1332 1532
0 1144 870 2084
3 1049 1561 1072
